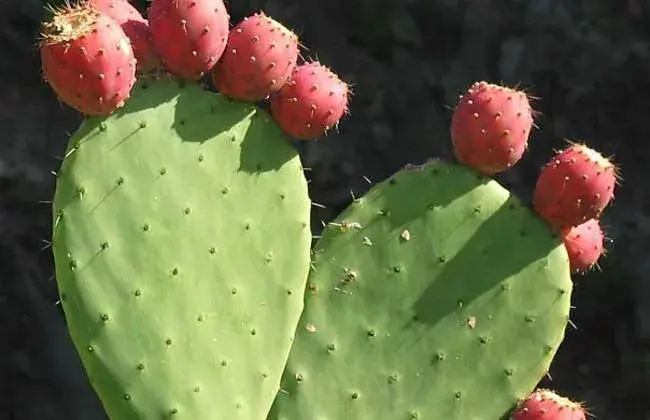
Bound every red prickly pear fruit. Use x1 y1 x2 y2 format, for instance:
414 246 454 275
269 61 350 140
212 12 299 101
533 143 618 229
560 218 605 273
148 0 230 80
512 388 587 420
88 0 159 72
451 81 534 175
39 3 137 116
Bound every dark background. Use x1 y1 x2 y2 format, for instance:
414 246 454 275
1 0 649 418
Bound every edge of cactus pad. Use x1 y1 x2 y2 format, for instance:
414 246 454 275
51 78 312 419
268 160 573 420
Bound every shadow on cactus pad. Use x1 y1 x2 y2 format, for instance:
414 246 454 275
97 77 297 174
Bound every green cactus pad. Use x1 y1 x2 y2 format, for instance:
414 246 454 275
268 161 572 420
52 79 311 420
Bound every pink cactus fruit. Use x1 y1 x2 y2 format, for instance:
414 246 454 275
148 0 230 80
560 218 605 273
269 61 350 140
450 81 534 175
88 0 159 72
511 388 587 420
212 12 299 101
533 143 618 229
39 2 137 116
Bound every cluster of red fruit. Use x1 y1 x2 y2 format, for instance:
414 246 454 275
39 0 350 141
451 81 618 274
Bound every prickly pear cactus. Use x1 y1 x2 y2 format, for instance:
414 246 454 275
268 161 573 420
51 78 311 419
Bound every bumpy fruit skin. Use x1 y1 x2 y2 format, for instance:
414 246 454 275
560 218 604 273
533 143 617 229
148 0 229 80
40 3 137 116
270 61 349 140
88 0 159 72
512 389 587 420
451 81 534 175
212 12 299 101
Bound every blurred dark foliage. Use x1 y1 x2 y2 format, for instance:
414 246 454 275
0 0 649 418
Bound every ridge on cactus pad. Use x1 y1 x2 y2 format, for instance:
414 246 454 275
268 161 573 420
51 78 311 419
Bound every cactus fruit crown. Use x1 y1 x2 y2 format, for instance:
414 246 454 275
243 11 297 40
531 389 583 407
575 146 609 167
563 141 619 178
40 3 99 44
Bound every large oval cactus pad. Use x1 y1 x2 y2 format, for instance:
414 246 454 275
52 79 311 419
269 161 572 420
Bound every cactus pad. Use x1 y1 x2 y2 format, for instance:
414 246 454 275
51 79 311 419
269 161 573 420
